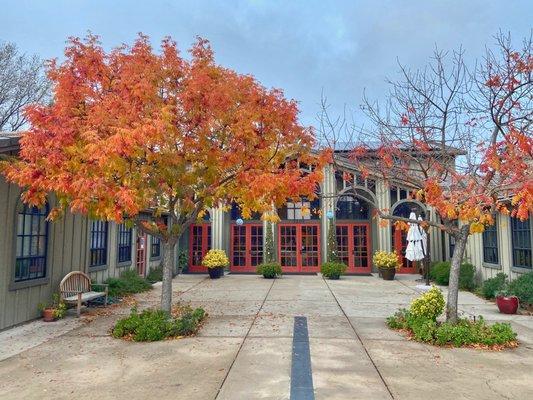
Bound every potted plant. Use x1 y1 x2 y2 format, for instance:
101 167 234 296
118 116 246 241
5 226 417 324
202 249 229 279
256 262 282 279
496 289 519 314
320 261 347 280
373 250 400 280
38 293 67 322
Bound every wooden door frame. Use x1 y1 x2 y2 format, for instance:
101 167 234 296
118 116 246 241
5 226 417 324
136 231 147 276
277 223 321 273
230 223 263 273
336 222 372 274
188 223 211 273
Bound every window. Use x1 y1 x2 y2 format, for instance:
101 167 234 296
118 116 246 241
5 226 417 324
151 236 161 258
15 205 49 282
511 217 532 269
90 221 108 267
117 224 132 263
482 220 499 265
336 195 370 220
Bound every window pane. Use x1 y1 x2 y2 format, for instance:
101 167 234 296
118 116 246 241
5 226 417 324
15 205 48 282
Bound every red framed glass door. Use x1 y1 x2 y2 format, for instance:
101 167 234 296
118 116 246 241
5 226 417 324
230 224 263 272
393 228 418 273
336 223 371 274
278 224 320 273
189 224 211 273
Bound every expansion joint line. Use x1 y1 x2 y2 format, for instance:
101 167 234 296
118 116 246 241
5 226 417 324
322 277 395 400
214 278 276 400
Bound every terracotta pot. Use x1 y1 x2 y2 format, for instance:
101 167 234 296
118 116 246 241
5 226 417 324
379 267 396 281
496 296 519 314
208 266 224 279
42 308 55 322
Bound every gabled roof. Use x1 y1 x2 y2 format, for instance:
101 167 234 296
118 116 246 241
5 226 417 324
0 131 22 154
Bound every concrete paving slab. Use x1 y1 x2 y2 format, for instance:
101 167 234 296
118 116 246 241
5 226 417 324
348 317 405 342
336 300 411 318
0 335 242 400
179 289 270 302
249 314 356 339
260 300 343 317
0 317 83 361
185 300 263 316
216 337 292 400
267 288 336 301
363 339 533 400
198 315 254 338
310 338 392 400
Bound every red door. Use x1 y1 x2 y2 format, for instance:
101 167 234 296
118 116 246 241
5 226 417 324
278 224 320 273
336 223 371 274
136 232 147 276
230 224 263 272
393 228 418 273
189 224 211 273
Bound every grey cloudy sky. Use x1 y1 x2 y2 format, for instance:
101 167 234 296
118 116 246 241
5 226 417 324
1 0 532 126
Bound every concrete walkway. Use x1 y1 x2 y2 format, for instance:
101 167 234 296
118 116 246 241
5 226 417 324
0 274 532 400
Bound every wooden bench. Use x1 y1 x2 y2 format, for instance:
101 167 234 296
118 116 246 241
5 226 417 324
60 271 108 317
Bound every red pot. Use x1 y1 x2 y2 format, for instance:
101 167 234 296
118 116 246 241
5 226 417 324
42 308 55 322
496 296 519 314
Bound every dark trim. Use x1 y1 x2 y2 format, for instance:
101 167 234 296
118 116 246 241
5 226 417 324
88 264 107 273
9 277 50 291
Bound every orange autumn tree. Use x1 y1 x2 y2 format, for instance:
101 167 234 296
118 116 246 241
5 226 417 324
2 34 330 312
348 34 532 322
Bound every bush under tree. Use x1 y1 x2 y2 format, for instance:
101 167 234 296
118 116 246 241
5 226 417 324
430 261 476 290
387 286 517 348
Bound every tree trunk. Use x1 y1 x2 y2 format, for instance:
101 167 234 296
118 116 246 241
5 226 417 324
161 240 176 313
445 225 469 323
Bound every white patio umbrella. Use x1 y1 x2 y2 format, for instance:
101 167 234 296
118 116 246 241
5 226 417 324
405 212 426 262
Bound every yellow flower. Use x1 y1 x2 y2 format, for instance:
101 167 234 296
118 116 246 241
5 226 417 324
202 249 229 268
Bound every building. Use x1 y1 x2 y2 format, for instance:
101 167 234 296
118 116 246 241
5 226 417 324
181 152 531 281
0 133 161 330
1 132 531 330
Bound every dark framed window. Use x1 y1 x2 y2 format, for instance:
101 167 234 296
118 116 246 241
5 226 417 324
15 204 49 282
336 195 370 220
151 236 161 258
90 221 108 268
482 220 499 265
511 217 532 269
117 224 132 263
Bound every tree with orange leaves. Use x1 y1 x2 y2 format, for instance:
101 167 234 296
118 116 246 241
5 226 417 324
2 34 330 312
323 33 532 323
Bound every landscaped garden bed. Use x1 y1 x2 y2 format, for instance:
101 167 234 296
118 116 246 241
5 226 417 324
112 304 207 342
477 271 533 315
387 286 518 350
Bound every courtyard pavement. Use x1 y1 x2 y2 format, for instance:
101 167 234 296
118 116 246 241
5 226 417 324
0 274 532 400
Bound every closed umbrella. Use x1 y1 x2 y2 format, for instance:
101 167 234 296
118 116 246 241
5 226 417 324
405 212 425 262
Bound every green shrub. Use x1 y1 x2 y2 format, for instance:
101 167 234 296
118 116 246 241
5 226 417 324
106 270 153 298
387 309 517 348
256 263 282 279
508 272 533 305
430 261 451 284
320 261 347 279
481 273 508 299
429 261 477 290
146 265 163 283
112 306 206 341
409 286 445 320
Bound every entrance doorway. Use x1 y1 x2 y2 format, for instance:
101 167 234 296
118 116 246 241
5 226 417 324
278 224 320 273
189 224 211 273
136 232 147 276
230 224 263 272
336 223 371 274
